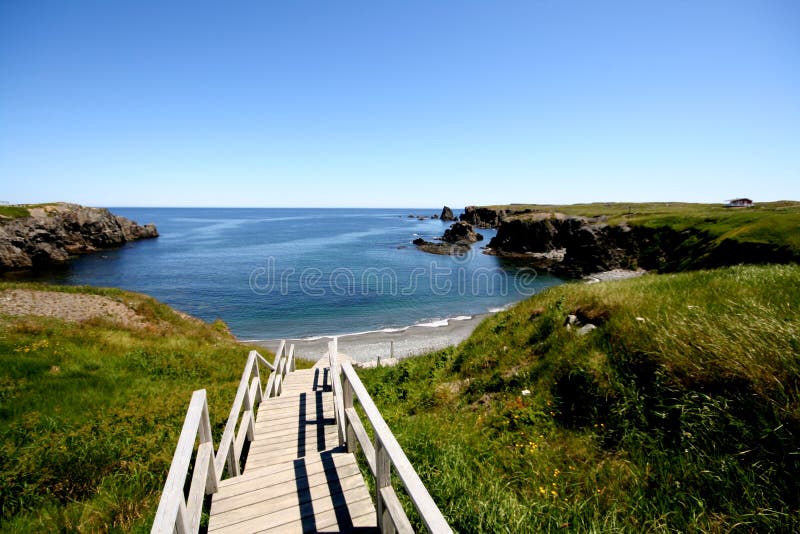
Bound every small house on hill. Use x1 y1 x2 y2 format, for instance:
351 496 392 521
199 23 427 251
726 198 753 208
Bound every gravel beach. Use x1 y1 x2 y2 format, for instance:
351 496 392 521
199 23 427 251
250 314 491 364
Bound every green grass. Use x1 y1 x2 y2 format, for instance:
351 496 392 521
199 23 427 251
0 206 31 219
0 203 72 220
0 282 312 532
358 264 800 532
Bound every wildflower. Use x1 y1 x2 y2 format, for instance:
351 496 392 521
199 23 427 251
539 486 546 495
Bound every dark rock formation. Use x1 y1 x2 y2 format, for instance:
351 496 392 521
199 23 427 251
486 211 799 277
412 237 469 256
442 222 483 245
440 206 456 221
486 214 640 276
0 203 158 272
460 205 507 228
412 221 484 256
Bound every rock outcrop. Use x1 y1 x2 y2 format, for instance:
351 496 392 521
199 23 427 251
486 214 644 276
486 211 799 277
440 206 457 221
412 237 469 256
412 221 484 256
442 221 483 245
460 206 507 228
0 203 158 272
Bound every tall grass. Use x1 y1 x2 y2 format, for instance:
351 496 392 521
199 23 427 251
359 264 800 532
0 282 308 532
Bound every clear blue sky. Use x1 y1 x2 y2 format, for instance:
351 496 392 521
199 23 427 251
1 1 798 208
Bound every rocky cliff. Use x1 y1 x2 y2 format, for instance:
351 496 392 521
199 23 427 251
0 203 158 272
487 212 798 277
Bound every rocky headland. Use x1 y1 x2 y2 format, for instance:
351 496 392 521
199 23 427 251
461 203 800 277
0 203 158 272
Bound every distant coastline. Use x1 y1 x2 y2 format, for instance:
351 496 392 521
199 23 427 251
14 207 560 341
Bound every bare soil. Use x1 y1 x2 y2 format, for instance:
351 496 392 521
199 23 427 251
0 289 147 328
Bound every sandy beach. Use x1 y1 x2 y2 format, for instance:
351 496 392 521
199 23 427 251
248 313 491 364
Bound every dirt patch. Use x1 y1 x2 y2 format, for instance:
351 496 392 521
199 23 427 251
0 289 147 328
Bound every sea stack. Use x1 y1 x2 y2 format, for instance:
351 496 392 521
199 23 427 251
440 206 456 221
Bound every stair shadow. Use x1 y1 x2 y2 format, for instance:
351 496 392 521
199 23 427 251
292 452 376 534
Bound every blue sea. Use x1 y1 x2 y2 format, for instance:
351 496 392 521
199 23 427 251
23 208 563 340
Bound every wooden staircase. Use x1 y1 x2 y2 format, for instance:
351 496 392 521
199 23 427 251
151 340 451 534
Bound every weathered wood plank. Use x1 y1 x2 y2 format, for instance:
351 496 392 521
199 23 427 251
247 426 339 454
253 404 335 422
213 457 361 506
209 486 375 533
258 508 377 534
217 451 357 490
211 468 365 520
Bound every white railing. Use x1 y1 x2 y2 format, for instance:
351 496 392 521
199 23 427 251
327 339 452 533
151 343 295 533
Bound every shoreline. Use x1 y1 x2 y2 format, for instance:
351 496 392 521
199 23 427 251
242 269 645 365
244 313 494 363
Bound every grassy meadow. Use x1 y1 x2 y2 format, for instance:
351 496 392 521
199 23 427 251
358 264 800 532
0 282 307 532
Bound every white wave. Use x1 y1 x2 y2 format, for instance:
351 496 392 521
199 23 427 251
339 325 411 338
416 319 450 328
451 315 473 321
299 335 327 341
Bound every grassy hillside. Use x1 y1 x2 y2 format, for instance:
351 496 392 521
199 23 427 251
0 283 298 532
487 201 800 256
359 264 800 532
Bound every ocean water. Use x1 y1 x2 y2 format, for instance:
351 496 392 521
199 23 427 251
23 208 563 340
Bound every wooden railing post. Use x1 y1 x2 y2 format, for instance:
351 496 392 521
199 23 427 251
243 383 255 442
343 375 356 453
226 442 239 477
375 436 392 533
199 400 218 494
329 338 347 447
